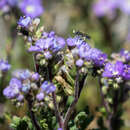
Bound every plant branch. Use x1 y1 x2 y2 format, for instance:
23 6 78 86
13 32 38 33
98 77 109 114
52 92 64 128
63 69 80 130
47 59 63 128
98 77 113 130
27 97 41 130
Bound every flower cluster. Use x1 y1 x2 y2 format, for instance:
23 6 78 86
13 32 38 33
93 0 130 17
66 36 107 67
0 59 11 72
3 69 56 103
102 61 130 80
36 81 56 101
0 0 44 18
28 31 66 59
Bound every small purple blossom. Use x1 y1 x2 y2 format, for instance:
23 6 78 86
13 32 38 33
18 16 32 28
41 81 56 94
3 78 21 99
9 78 22 89
19 0 44 18
19 70 32 80
21 82 31 93
44 51 52 59
89 48 107 67
102 61 124 78
36 93 44 101
78 42 91 58
122 64 130 80
0 59 11 72
3 86 20 99
67 36 84 47
31 72 40 81
76 59 84 67
17 94 24 101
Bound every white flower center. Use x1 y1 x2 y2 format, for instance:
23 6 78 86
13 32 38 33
26 5 35 13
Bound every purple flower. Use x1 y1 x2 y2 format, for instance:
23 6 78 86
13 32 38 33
29 38 52 52
21 82 31 93
50 37 66 52
3 86 20 99
9 78 22 89
67 36 84 47
89 48 107 67
18 16 32 28
119 0 130 14
0 59 11 71
0 0 7 9
44 51 52 59
58 128 63 130
76 59 84 67
78 42 91 58
19 70 32 80
120 49 130 62
19 0 44 18
122 64 130 80
3 78 21 99
41 81 56 94
17 94 24 101
92 0 117 17
7 0 19 7
29 31 65 59
31 72 40 81
102 61 124 78
36 93 44 101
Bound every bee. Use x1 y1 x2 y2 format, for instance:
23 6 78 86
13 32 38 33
73 30 91 40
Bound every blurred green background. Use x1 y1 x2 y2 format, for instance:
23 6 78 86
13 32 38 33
0 0 130 130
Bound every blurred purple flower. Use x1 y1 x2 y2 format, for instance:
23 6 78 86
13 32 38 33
36 92 44 101
19 0 44 18
7 0 19 7
0 0 7 9
0 59 11 72
120 49 130 62
93 0 117 17
119 0 130 14
92 0 130 17
17 94 24 101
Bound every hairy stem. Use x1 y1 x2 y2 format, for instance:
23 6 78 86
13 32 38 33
27 98 41 130
52 92 64 128
63 70 80 130
48 60 63 128
98 77 113 130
